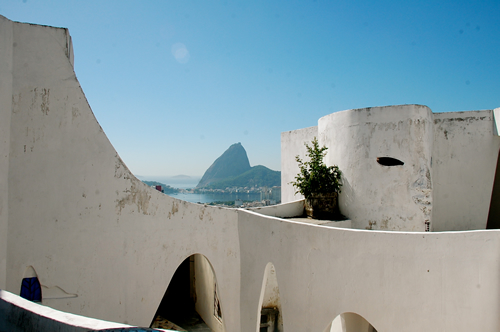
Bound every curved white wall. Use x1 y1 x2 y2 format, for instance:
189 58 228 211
319 105 434 231
284 104 500 232
2 16 242 329
238 211 500 332
0 16 13 290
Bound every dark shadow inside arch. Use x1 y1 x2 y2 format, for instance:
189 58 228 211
151 254 226 332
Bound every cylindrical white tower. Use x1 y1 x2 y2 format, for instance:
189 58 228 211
319 105 433 231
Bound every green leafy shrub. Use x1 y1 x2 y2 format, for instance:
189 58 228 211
291 137 342 198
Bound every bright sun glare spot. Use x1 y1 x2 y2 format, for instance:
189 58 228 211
171 42 190 64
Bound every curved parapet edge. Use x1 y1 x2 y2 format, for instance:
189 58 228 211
0 290 142 331
245 199 305 218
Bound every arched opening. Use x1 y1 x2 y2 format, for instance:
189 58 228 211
151 254 226 332
20 266 42 302
257 263 283 332
325 312 377 332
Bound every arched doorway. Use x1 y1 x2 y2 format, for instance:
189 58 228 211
326 312 377 332
151 254 226 332
257 262 283 332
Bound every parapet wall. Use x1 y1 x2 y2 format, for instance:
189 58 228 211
0 15 14 291
320 105 434 231
0 290 134 332
432 110 500 230
1 15 241 330
283 105 500 231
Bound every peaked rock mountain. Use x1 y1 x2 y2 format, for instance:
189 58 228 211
197 143 251 188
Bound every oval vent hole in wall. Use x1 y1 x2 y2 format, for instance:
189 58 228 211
377 157 404 166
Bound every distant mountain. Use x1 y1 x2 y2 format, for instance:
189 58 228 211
197 143 251 188
204 165 280 189
197 143 280 189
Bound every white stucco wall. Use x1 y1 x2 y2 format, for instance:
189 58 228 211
432 110 500 231
0 290 134 332
194 254 226 332
319 105 434 231
284 105 500 232
238 210 500 332
247 199 305 218
0 15 14 290
4 17 241 330
281 126 317 203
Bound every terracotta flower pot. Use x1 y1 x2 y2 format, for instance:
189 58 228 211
305 192 340 220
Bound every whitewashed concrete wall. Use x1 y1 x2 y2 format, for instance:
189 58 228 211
194 254 226 332
432 110 500 231
281 126 317 203
3 16 241 330
0 290 135 332
247 199 305 218
238 210 500 332
319 105 434 231
284 104 500 232
331 313 375 332
0 15 14 290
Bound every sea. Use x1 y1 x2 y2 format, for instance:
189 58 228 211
167 191 261 204
136 175 261 204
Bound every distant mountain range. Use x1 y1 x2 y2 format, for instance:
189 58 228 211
197 143 280 189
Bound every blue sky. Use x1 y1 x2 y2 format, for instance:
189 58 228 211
2 0 499 177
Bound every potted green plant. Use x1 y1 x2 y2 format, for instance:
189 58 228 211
291 137 342 219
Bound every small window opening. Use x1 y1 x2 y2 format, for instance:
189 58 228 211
377 157 404 166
